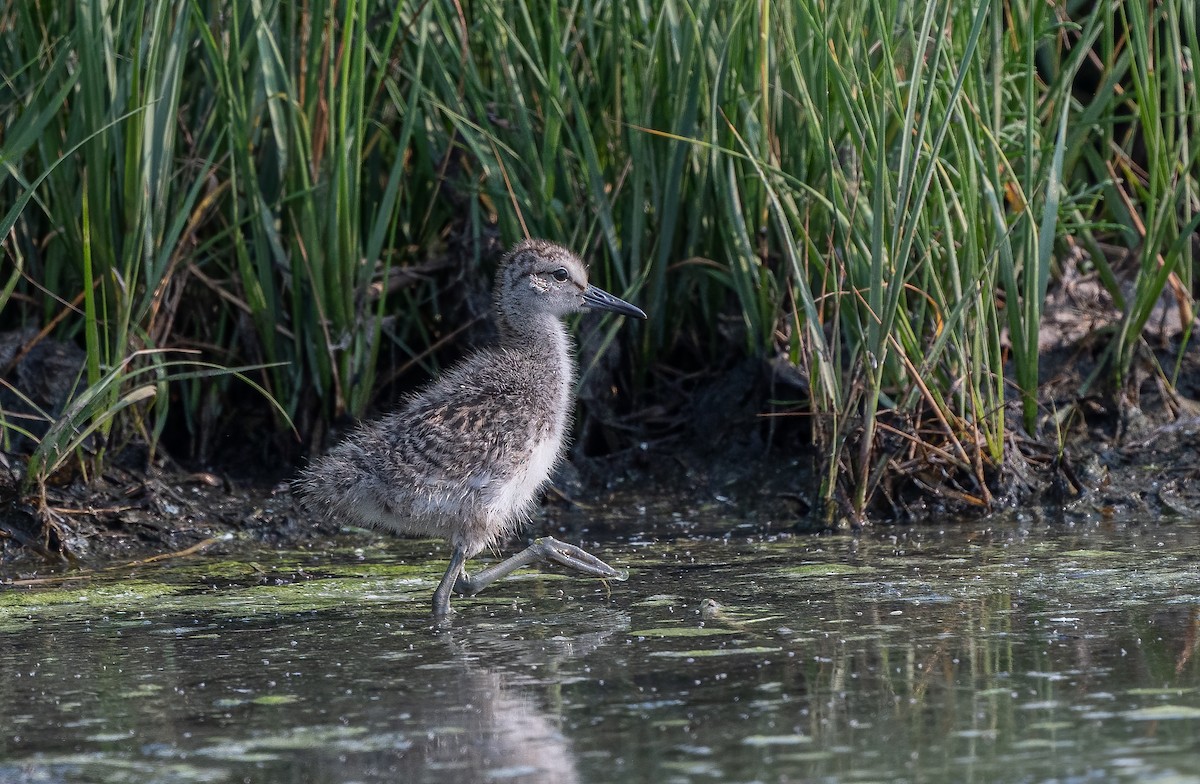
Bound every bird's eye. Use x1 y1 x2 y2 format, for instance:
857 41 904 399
551 267 569 282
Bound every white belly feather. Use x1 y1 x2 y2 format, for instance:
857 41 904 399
486 437 561 523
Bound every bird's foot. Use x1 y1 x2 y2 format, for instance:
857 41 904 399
530 536 628 581
446 536 627 611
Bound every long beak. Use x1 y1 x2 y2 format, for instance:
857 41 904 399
582 284 647 319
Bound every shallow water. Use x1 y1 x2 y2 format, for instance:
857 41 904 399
2 514 1200 783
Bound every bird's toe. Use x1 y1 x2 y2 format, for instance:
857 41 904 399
534 536 625 579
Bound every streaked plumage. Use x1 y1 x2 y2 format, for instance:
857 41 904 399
298 240 645 617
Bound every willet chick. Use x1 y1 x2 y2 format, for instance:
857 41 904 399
298 240 646 618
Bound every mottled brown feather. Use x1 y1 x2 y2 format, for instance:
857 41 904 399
297 241 596 557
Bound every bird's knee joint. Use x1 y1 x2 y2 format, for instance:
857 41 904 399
454 575 480 596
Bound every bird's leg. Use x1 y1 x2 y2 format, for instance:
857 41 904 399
452 536 626 597
433 545 468 618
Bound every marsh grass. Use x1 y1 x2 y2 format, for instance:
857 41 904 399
1 0 1197 524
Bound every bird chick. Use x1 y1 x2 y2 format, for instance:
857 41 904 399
298 240 646 617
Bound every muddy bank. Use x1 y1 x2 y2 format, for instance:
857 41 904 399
3 265 1200 572
2 388 1199 577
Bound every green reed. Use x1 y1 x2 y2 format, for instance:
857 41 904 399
1 0 1196 519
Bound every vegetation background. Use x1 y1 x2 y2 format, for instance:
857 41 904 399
1 0 1197 524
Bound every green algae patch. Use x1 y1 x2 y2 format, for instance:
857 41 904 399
1123 705 1200 720
314 562 436 579
775 751 837 762
1060 549 1122 560
1125 688 1195 696
0 616 34 633
154 558 278 582
251 695 301 706
199 725 371 755
0 565 438 626
634 594 686 608
1 755 235 782
0 580 187 612
780 563 874 577
220 578 429 616
497 570 573 582
648 646 783 658
629 626 737 637
661 761 723 776
742 734 812 746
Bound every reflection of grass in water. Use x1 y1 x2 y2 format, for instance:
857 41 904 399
4 532 1199 784
738 531 1200 610
592 536 1200 777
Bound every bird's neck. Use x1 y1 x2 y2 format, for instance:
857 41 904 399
496 308 575 390
495 302 558 346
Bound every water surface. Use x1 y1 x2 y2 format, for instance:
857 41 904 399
2 514 1199 783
